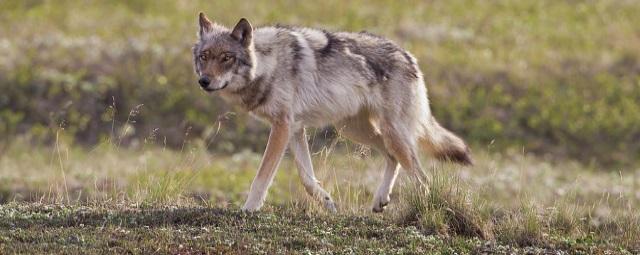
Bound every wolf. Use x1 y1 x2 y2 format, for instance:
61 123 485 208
192 13 472 213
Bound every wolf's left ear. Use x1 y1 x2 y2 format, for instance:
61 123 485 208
231 18 253 47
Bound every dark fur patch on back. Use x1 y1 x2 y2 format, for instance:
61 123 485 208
401 51 419 79
271 25 309 76
314 30 416 84
290 39 304 75
346 40 397 84
317 31 340 57
365 56 389 83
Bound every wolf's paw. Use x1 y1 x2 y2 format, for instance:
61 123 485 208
323 196 338 213
241 206 259 213
241 200 263 212
371 195 391 213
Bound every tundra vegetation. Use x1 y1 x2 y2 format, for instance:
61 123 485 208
0 0 639 254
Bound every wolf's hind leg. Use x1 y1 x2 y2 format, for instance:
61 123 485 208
289 128 337 213
371 154 400 212
337 114 399 213
379 120 427 183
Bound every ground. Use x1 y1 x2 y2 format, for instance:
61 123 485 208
0 204 633 254
0 142 638 254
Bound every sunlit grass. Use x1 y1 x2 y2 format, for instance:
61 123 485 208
0 134 638 251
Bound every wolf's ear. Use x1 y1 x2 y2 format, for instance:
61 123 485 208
231 18 253 47
198 12 213 38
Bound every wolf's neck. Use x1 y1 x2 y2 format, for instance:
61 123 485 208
251 43 276 79
231 46 274 112
234 74 271 111
225 37 279 112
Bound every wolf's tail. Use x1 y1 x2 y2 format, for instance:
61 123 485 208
419 116 473 165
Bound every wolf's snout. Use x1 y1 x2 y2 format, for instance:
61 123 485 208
198 77 211 88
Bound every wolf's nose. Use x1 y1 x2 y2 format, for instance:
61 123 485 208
198 77 211 88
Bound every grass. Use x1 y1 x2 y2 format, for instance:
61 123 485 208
0 203 636 254
0 204 505 254
1 0 639 253
396 170 491 239
1 0 639 164
0 136 639 253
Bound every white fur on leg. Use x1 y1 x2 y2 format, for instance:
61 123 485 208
242 182 268 212
289 129 337 213
372 155 400 213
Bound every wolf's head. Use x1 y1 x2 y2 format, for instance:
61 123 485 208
193 13 255 92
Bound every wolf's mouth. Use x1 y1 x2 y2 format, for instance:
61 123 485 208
203 81 229 92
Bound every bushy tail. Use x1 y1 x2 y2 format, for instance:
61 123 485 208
419 116 473 165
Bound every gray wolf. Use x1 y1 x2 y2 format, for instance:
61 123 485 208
192 13 472 213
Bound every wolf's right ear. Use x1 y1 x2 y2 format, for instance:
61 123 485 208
198 12 213 38
231 18 253 48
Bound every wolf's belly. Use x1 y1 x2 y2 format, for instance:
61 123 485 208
293 85 373 128
296 106 359 128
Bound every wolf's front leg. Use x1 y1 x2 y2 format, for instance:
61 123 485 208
242 119 291 212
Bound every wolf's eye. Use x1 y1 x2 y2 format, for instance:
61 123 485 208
199 55 207 61
221 55 234 62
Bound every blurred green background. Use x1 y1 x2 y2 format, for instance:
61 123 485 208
1 0 639 166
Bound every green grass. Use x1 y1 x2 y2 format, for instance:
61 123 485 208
0 203 635 254
0 139 638 253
